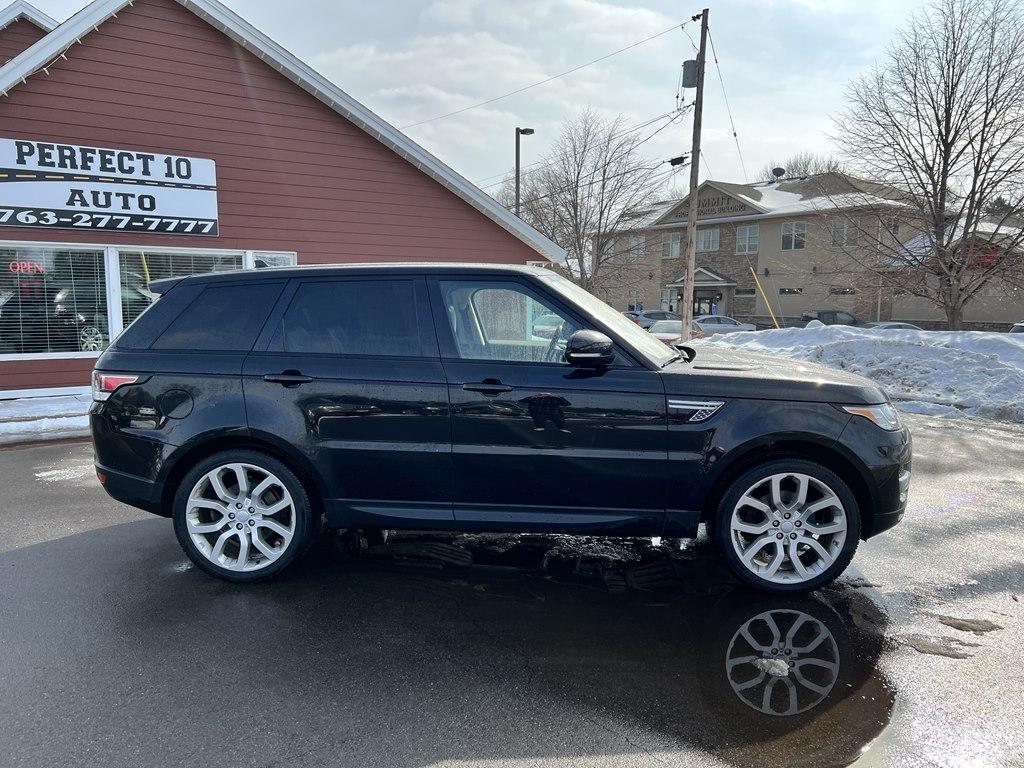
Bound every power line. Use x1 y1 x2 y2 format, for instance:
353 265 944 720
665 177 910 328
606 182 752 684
400 21 690 129
474 110 677 187
707 27 748 182
516 111 688 204
700 150 715 180
476 110 686 190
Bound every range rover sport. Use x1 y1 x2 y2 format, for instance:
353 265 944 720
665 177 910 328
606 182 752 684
90 263 911 593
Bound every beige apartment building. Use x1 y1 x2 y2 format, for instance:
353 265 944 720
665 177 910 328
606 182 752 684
605 172 1023 329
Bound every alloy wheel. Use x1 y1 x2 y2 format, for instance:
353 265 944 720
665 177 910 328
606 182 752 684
725 608 840 716
185 463 296 572
729 472 848 585
79 325 106 352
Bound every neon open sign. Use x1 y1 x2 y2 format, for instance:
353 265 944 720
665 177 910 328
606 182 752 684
8 260 45 274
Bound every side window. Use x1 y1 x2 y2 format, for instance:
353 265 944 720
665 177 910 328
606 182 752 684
277 279 422 357
439 280 580 364
153 283 283 351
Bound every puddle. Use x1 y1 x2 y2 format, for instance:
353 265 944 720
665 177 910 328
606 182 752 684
323 531 897 767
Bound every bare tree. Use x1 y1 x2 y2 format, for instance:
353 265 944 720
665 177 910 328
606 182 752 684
497 110 671 292
834 0 1024 329
756 151 844 182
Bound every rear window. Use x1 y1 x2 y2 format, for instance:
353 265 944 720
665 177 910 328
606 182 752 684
275 279 422 357
153 283 283 352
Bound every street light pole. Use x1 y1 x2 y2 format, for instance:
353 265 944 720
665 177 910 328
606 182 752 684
515 127 534 217
681 9 709 342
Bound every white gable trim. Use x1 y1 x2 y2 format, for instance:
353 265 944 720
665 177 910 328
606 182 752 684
666 267 737 288
0 0 564 262
0 1 57 32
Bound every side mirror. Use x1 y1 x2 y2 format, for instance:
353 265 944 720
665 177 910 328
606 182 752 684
564 329 615 368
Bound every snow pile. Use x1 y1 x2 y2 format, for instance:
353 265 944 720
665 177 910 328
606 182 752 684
0 394 90 445
695 325 1024 423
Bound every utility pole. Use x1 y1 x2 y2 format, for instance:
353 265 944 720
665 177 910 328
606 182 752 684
681 8 708 342
514 126 534 216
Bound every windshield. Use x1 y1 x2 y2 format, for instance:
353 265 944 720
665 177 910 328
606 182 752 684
650 320 682 333
539 272 679 367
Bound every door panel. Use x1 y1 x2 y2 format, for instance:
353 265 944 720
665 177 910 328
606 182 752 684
430 277 668 534
243 276 452 528
243 354 452 525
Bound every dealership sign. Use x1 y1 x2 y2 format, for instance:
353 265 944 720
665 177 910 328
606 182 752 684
0 138 219 235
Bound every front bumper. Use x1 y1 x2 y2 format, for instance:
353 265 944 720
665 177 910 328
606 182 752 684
839 415 912 539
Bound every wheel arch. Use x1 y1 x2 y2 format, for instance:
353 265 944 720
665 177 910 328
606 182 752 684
158 430 327 521
702 436 876 538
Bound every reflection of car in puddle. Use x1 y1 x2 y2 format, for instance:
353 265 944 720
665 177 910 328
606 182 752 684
726 608 839 717
336 531 896 767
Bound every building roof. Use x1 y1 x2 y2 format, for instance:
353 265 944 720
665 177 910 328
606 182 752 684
638 172 910 229
0 0 565 263
0 1 56 32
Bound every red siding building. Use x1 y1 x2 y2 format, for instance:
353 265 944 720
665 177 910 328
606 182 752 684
0 0 561 396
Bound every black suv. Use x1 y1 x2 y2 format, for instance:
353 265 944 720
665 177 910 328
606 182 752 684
90 264 911 592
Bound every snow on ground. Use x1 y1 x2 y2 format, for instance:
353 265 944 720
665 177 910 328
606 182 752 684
695 325 1024 423
0 394 90 445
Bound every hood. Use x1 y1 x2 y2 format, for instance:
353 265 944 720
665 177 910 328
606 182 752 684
661 346 886 405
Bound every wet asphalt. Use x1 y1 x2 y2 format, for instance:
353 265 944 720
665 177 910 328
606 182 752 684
0 414 1021 768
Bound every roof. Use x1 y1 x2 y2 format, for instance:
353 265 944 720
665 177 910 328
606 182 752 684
0 0 564 263
150 261 559 294
897 218 1024 261
0 1 56 31
631 172 910 230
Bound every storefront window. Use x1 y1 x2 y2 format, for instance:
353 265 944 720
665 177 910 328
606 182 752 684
252 252 297 268
0 247 107 354
119 250 243 326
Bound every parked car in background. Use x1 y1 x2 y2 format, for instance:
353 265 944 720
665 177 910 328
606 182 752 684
530 313 564 339
91 263 911 593
648 320 705 345
631 309 680 329
866 321 923 331
1010 322 1023 334
694 315 756 335
793 310 866 328
52 284 153 352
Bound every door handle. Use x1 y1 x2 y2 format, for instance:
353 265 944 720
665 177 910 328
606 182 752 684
463 381 513 396
263 371 312 387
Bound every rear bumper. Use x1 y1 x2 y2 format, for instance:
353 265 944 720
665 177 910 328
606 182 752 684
96 463 166 516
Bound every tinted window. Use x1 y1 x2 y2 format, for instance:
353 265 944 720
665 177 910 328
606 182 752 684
278 279 422 357
153 283 283 351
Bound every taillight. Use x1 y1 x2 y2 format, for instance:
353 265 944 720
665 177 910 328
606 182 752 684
92 371 140 402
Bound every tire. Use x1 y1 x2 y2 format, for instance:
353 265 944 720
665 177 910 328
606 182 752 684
712 459 860 593
172 450 318 582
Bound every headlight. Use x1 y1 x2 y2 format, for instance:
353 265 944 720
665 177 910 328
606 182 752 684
843 403 902 431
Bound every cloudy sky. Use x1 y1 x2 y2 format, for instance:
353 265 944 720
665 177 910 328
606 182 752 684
36 0 919 194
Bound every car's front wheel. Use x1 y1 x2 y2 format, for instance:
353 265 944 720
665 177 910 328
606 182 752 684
172 450 317 582
713 459 860 592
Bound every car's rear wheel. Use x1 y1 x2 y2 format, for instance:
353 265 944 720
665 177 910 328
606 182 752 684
172 450 317 582
713 460 860 593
